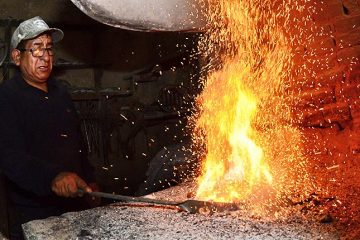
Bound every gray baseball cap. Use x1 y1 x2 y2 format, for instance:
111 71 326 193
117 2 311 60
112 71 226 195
11 16 64 50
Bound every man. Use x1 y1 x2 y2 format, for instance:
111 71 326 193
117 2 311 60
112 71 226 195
0 16 99 239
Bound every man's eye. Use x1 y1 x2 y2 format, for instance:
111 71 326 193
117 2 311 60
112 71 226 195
32 48 42 54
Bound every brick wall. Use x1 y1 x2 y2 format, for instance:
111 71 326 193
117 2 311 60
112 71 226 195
286 5 360 232
289 0 360 154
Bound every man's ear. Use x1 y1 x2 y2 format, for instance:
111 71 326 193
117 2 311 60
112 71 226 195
11 49 21 66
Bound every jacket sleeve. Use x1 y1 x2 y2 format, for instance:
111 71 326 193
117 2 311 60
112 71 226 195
0 91 67 196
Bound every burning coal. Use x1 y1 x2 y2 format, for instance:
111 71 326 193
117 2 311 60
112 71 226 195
190 0 313 208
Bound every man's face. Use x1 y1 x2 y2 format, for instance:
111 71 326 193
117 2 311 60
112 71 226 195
12 34 54 87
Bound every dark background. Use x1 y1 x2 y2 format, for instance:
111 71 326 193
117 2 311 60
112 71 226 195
0 0 203 236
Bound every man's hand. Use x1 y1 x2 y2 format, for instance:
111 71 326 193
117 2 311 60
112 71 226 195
51 172 91 197
85 182 101 207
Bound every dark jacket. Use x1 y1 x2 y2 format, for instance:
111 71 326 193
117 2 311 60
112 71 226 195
0 72 94 209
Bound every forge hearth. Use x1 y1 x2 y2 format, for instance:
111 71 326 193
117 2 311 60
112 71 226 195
22 183 340 240
22 205 337 240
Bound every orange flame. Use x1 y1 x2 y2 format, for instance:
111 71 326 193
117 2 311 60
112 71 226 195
193 0 311 205
195 62 273 202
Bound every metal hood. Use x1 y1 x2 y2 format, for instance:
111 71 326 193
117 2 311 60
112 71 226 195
71 0 206 32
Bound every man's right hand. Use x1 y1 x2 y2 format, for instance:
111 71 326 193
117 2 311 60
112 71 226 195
51 172 91 197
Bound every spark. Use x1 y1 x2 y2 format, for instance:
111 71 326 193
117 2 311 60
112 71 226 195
189 0 315 211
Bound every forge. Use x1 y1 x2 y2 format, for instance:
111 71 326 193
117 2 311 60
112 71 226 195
20 0 360 239
23 182 340 239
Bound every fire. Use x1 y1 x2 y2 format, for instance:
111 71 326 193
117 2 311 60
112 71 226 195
193 0 311 204
195 61 273 202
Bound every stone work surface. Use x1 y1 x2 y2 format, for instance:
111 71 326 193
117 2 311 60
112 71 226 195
22 183 340 240
23 203 338 240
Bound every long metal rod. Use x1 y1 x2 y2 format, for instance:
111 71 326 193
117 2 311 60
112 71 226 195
80 190 240 214
86 190 179 206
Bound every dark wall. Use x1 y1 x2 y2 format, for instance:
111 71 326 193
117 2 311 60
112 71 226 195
0 1 198 238
0 0 201 198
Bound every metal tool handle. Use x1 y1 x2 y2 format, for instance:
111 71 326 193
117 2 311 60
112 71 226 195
78 189 179 206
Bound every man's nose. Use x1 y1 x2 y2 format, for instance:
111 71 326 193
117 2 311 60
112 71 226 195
40 50 51 61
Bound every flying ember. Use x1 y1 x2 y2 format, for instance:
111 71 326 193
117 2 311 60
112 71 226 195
192 0 311 206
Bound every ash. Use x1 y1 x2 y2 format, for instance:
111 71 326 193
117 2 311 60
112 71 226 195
22 182 338 240
22 204 338 240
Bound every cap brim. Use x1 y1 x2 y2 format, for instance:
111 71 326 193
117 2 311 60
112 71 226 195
47 28 64 43
25 28 64 43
